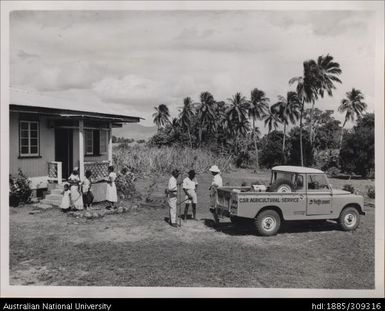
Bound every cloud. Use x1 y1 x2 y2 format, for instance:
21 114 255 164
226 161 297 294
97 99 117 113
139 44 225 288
267 11 374 37
9 9 377 123
17 50 39 59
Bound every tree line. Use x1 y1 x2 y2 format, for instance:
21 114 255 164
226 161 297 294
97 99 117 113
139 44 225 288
149 54 372 177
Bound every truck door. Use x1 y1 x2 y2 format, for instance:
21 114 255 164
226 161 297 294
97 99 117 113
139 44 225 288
306 174 332 216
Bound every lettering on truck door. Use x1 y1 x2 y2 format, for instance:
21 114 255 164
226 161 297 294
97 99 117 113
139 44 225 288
306 174 332 215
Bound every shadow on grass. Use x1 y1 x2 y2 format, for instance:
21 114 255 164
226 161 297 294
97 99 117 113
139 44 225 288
203 218 342 236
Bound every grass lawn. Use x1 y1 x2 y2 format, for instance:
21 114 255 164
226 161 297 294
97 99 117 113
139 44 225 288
9 169 375 288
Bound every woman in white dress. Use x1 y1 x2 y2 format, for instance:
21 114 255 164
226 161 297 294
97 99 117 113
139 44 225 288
106 165 118 209
68 167 84 210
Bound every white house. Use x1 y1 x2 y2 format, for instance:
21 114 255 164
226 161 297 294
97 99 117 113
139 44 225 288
9 88 142 202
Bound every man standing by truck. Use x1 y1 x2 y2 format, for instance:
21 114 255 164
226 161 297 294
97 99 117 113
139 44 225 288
209 165 222 224
167 169 180 227
183 170 198 221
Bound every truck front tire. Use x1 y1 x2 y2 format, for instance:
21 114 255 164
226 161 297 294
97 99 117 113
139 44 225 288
255 210 281 236
338 207 360 231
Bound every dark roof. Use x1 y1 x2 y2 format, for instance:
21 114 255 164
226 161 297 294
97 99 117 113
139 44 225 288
10 87 143 123
10 104 141 123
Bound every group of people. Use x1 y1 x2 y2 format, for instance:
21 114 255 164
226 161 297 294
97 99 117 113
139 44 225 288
60 163 223 223
166 165 223 227
60 165 118 212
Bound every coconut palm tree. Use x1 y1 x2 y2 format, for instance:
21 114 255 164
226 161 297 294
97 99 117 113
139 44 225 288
308 54 342 144
289 60 319 166
179 97 195 147
197 91 216 146
249 88 269 169
226 92 250 143
273 91 301 163
152 104 170 130
338 88 367 149
263 105 281 134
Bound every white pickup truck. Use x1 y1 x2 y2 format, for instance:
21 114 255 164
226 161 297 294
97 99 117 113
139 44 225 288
215 166 365 236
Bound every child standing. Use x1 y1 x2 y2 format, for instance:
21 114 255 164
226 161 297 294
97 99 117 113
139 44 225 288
82 170 94 209
106 165 118 209
60 183 71 212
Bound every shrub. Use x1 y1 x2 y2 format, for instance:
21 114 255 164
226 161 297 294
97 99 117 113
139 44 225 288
342 184 355 194
367 185 375 199
259 131 286 169
115 171 137 200
9 169 32 207
326 166 341 178
340 113 374 177
314 149 340 171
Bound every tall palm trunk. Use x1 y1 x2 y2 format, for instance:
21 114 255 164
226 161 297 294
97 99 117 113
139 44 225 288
252 117 259 169
309 99 315 144
282 122 287 164
299 100 304 166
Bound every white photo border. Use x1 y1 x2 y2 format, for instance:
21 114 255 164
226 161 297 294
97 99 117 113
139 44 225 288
1 0 384 298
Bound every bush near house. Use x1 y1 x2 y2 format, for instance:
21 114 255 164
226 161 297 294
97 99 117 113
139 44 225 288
9 169 32 207
115 170 137 200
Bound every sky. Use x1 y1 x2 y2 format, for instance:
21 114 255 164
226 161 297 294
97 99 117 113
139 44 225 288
10 9 377 128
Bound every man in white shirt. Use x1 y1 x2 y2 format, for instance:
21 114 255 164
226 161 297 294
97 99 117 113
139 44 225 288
209 165 223 224
167 169 180 227
183 170 198 221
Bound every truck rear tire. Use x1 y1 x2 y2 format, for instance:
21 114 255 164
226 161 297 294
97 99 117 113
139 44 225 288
255 210 281 236
338 207 360 231
269 179 294 193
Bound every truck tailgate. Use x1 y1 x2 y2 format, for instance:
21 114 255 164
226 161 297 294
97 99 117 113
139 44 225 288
217 188 241 216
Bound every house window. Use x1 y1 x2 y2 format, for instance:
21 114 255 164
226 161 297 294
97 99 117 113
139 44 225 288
19 120 40 157
84 129 109 156
100 130 108 154
85 130 93 155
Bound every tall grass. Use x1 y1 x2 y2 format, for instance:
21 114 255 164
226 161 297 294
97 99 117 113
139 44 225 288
113 144 233 177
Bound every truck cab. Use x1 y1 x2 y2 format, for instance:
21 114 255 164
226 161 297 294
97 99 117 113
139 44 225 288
215 166 365 236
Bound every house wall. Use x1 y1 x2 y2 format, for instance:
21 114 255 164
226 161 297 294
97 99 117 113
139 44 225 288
10 112 55 189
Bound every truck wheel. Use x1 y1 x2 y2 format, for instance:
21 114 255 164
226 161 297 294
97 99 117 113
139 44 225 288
338 207 360 231
255 210 281 236
269 179 294 193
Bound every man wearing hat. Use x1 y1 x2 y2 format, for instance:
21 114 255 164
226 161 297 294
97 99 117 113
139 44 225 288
209 165 222 222
182 170 198 221
167 169 180 227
